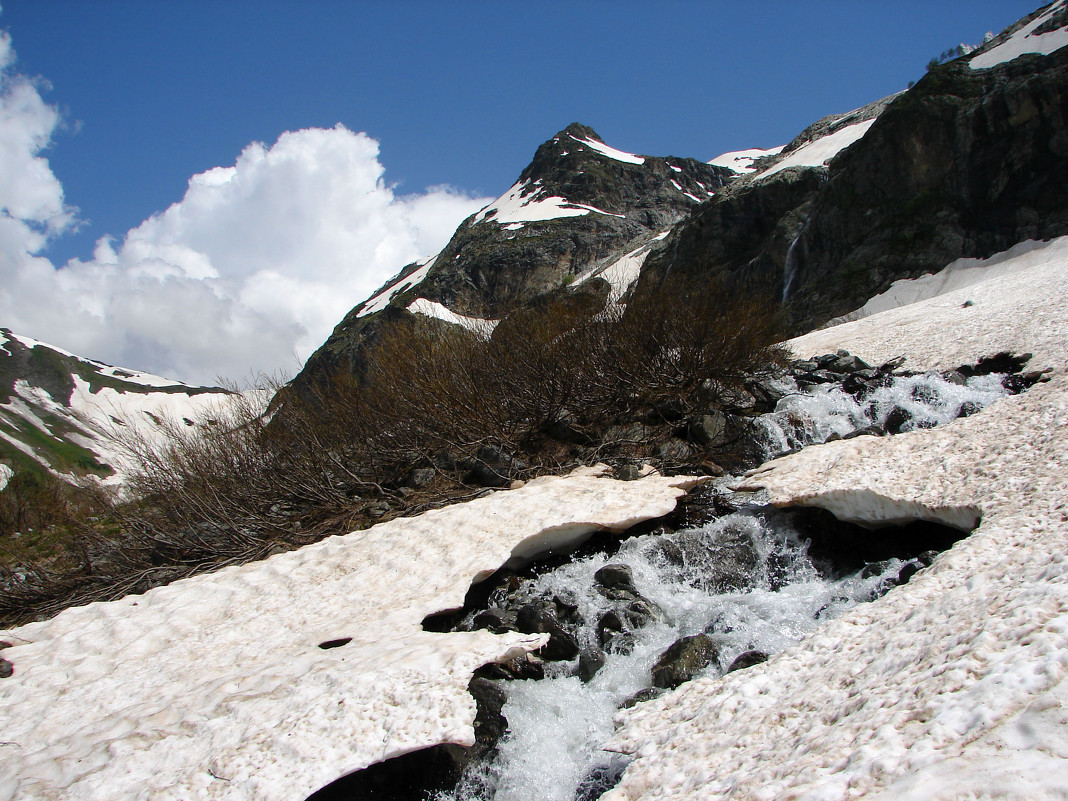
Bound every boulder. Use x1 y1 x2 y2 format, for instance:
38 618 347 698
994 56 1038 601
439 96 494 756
726 650 769 673
651 634 720 689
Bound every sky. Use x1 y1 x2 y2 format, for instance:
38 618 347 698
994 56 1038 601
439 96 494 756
0 0 1041 384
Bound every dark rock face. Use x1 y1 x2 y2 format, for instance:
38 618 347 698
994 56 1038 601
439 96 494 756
634 44 1068 334
786 48 1068 329
291 124 733 396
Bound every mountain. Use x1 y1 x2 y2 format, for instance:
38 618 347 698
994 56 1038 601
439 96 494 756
292 3 1068 401
292 123 733 393
0 328 233 484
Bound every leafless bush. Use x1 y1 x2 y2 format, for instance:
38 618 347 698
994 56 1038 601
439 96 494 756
0 279 786 625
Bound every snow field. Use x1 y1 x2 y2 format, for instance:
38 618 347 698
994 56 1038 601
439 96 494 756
0 467 699 801
357 252 441 318
604 241 1068 799
970 0 1068 70
707 145 785 174
755 119 876 179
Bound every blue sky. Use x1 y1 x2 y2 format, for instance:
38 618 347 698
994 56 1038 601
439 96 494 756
0 0 1042 382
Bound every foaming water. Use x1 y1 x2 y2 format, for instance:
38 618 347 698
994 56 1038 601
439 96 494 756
755 372 1008 458
446 512 903 801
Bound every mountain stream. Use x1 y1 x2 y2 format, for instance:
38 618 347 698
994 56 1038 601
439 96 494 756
311 366 1031 801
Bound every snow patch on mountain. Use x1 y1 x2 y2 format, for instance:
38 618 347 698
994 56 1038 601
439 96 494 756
357 252 441 319
707 145 785 174
407 298 499 334
574 231 669 303
568 134 646 165
0 467 698 801
755 119 875 179
472 180 625 228
606 243 1068 800
0 463 11 491
970 1 1068 69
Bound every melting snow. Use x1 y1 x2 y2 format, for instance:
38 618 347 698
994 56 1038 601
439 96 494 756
472 181 625 226
605 239 1068 799
970 1 1068 69
0 468 698 801
568 135 646 165
0 462 11 491
707 145 785 174
407 298 499 335
755 120 875 179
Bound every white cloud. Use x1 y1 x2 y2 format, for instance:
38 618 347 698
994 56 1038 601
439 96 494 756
0 29 489 384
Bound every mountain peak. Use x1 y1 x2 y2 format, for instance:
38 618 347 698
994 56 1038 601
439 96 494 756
557 122 602 142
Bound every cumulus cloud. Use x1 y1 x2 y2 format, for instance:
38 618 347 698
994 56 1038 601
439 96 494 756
0 30 490 384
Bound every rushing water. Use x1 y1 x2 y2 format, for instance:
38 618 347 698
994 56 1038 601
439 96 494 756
435 370 1017 801
444 510 907 801
755 372 1009 458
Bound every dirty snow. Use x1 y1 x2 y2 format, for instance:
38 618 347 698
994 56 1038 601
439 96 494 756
605 241 1068 800
568 135 646 165
357 252 441 318
407 298 499 335
707 145 785 174
0 468 698 801
756 120 875 179
0 463 10 491
970 1 1068 69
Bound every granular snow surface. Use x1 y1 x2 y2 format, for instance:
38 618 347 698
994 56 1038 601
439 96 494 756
0 468 698 801
604 241 1068 800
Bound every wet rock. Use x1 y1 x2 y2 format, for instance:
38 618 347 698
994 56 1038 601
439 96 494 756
0 658 12 678
578 648 607 682
472 608 516 634
897 561 922 585
623 599 666 629
651 633 720 689
884 406 912 434
575 756 630 801
614 463 643 481
596 609 625 645
464 677 508 764
594 564 638 594
604 632 636 656
727 650 769 673
620 687 665 709
942 370 968 386
828 354 870 373
958 400 982 418
516 601 580 661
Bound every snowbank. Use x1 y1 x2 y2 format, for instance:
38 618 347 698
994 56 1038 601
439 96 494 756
0 467 698 801
605 243 1068 799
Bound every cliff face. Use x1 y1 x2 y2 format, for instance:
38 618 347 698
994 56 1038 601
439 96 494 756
636 4 1068 332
